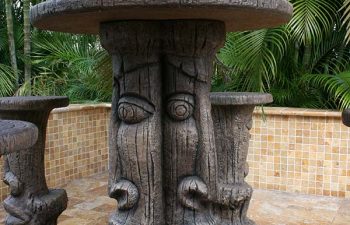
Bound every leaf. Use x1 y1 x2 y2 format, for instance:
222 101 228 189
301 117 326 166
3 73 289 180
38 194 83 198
0 63 15 96
218 27 288 92
288 0 341 44
303 71 350 110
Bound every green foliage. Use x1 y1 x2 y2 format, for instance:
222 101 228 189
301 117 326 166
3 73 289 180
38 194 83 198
288 0 341 43
27 31 112 102
304 72 350 110
0 64 16 96
342 0 350 44
215 0 350 110
3 0 350 109
0 0 113 102
218 28 287 92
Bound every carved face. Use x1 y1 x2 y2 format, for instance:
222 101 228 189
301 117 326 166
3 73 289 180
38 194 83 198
118 96 155 124
166 94 194 121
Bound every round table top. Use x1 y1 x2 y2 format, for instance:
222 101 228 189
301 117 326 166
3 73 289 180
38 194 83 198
0 96 69 111
0 120 38 155
210 92 273 105
30 0 293 34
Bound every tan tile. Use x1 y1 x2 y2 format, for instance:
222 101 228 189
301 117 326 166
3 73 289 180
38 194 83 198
59 218 91 225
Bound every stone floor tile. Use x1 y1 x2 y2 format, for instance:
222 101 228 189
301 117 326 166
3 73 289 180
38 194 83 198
0 173 349 225
67 197 85 208
57 218 91 225
93 203 116 213
332 199 350 225
248 190 342 225
88 185 108 196
74 196 115 211
86 216 110 225
332 215 350 225
62 207 108 221
57 214 72 223
337 199 350 215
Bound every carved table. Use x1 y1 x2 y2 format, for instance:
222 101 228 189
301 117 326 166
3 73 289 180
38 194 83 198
0 120 38 156
0 97 69 225
30 1 292 224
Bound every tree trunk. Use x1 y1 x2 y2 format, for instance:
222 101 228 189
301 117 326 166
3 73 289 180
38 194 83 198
4 0 19 89
23 0 31 94
302 39 312 70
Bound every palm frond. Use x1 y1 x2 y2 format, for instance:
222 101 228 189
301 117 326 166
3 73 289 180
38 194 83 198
0 64 15 96
311 28 350 74
341 0 350 44
288 0 341 43
303 71 350 109
218 27 288 92
30 31 112 102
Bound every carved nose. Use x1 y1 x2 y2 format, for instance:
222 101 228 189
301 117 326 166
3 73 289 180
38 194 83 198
178 176 208 210
109 179 139 210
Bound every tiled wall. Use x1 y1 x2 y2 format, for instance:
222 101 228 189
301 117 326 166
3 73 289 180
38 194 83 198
1 105 350 200
0 104 110 200
246 107 350 198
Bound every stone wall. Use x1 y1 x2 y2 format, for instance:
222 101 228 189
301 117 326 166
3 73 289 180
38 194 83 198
246 107 350 198
1 104 349 200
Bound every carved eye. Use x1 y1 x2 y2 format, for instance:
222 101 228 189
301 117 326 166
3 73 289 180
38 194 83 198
167 94 194 121
118 96 154 124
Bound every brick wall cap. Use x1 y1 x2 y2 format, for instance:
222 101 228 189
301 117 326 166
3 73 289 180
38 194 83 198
254 107 341 118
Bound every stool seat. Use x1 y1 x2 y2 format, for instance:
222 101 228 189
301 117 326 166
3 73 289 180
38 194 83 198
0 120 38 155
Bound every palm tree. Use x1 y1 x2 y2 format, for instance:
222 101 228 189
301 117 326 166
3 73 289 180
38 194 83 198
27 31 112 102
4 0 18 88
0 0 112 101
215 0 350 109
2 0 349 108
23 0 31 93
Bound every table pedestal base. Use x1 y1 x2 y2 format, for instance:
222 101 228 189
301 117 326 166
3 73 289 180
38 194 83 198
101 20 259 225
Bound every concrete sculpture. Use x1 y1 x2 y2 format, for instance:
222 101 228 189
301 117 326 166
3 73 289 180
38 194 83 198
30 1 292 224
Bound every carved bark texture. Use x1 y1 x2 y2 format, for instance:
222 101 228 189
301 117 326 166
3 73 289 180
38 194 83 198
162 20 225 225
211 105 256 225
209 92 272 225
99 20 269 225
0 97 69 225
100 22 163 225
0 120 38 156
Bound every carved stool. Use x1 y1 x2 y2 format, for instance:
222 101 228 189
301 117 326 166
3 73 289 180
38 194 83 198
30 1 293 224
0 120 38 156
211 92 273 224
0 97 69 225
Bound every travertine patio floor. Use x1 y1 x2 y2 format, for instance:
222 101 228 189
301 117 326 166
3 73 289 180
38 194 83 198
0 173 349 225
